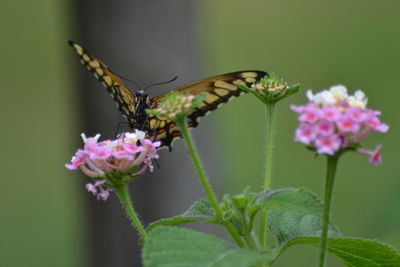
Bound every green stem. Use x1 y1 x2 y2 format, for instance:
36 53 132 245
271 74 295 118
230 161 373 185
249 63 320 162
259 103 275 251
114 185 148 242
177 118 246 248
244 231 259 250
318 155 339 267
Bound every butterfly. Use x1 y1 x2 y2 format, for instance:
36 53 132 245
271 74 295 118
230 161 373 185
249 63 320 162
68 41 267 150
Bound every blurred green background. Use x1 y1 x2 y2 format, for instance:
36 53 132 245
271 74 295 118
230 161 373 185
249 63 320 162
1 0 399 266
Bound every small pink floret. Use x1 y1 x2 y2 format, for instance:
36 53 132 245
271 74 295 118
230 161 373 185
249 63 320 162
346 107 366 123
113 150 131 160
365 117 389 133
123 143 143 154
316 120 334 136
295 123 316 145
320 106 341 121
97 188 111 201
315 135 341 155
153 141 162 148
94 180 106 187
90 147 111 160
299 107 320 123
65 155 86 170
290 105 305 113
85 180 111 200
369 145 383 165
376 123 389 133
358 145 383 165
337 116 360 133
86 183 97 194
84 139 99 153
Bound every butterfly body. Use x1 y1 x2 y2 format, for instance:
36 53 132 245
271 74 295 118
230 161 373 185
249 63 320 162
69 41 267 150
132 90 151 131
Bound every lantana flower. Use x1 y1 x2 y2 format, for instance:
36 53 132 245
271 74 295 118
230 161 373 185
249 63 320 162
292 85 389 164
66 131 161 200
238 73 300 104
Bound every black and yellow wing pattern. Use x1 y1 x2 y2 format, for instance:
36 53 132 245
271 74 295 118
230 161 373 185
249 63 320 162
148 71 267 149
69 41 267 150
68 41 139 126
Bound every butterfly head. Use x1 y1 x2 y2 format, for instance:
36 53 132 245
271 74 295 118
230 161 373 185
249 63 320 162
135 89 148 97
134 90 150 106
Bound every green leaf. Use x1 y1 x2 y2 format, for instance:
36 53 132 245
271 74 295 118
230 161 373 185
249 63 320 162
283 83 300 98
142 226 275 267
234 83 250 93
282 237 400 267
209 249 275 267
257 187 341 244
260 188 400 266
183 198 215 217
146 198 217 232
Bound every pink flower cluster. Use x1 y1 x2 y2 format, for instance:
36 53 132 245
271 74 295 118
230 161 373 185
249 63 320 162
66 131 161 200
292 85 389 164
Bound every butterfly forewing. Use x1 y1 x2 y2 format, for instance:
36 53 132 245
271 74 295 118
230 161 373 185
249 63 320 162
68 41 138 126
149 71 268 150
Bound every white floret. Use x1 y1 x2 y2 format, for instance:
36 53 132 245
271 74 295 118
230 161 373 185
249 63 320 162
329 85 348 101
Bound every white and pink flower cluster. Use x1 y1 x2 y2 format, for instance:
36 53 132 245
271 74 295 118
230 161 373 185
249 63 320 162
66 131 161 200
292 85 389 164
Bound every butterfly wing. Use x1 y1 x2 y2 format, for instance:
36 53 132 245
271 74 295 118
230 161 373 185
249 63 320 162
149 70 268 150
68 41 138 126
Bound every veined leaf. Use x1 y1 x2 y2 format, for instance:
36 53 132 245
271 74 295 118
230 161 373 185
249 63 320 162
146 198 216 232
142 226 275 267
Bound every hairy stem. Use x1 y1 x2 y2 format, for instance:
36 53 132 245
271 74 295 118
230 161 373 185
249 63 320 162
177 118 246 248
318 155 339 267
259 103 276 252
114 185 148 242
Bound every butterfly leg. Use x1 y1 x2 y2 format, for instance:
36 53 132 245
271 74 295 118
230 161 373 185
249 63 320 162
139 113 150 132
114 120 131 138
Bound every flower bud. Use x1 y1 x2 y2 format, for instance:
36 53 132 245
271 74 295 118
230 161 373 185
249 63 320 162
147 92 206 122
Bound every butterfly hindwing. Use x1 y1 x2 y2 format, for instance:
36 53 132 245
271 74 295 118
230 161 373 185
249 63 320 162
149 71 268 150
148 117 182 149
68 41 138 126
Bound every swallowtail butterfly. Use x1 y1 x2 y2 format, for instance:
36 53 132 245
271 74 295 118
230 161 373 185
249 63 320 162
69 41 267 150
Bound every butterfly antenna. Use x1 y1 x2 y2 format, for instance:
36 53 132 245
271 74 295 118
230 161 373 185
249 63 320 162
144 76 178 91
108 69 142 91
154 158 161 169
